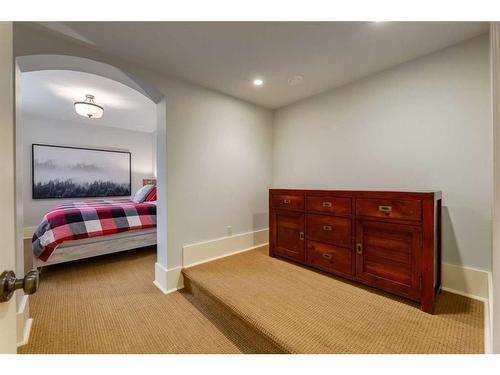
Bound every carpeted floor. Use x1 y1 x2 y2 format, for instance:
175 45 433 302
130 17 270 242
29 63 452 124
18 247 245 354
183 247 484 354
19 245 484 354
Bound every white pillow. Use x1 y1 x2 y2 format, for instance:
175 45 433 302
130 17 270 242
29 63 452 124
133 185 155 203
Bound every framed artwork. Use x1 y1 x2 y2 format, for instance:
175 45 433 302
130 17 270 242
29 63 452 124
32 144 131 199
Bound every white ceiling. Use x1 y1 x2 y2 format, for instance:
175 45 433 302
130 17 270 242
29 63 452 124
21 70 157 132
37 22 490 109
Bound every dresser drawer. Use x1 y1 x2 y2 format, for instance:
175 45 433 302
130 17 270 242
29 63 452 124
271 193 304 210
356 198 421 221
306 214 351 248
307 240 352 277
306 195 351 215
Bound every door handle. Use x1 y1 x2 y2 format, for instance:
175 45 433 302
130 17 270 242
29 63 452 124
0 270 39 303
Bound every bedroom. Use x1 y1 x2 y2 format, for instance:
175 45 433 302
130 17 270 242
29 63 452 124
1 9 500 367
20 69 158 271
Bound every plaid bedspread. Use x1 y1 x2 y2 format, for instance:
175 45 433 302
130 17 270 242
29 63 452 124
32 199 156 262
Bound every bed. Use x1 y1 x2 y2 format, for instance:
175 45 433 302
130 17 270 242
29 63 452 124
32 198 157 267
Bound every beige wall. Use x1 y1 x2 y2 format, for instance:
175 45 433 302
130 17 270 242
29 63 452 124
0 22 17 354
273 34 492 271
14 24 273 270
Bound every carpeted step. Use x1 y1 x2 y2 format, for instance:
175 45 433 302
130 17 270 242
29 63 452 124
180 276 287 353
181 246 484 354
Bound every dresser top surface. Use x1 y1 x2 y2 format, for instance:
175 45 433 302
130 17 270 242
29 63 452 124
270 188 442 200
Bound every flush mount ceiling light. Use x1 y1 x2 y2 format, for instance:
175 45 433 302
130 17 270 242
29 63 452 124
74 94 104 119
253 78 264 86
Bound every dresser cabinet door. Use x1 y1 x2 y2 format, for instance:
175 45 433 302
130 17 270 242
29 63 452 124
272 211 305 262
355 219 421 299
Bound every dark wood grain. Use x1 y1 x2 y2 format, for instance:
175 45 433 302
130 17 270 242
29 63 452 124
271 193 305 211
355 219 421 299
306 214 351 248
356 198 422 221
272 210 305 262
306 195 352 215
306 240 352 277
269 189 441 313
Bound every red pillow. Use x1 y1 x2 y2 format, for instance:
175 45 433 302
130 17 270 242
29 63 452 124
145 186 156 201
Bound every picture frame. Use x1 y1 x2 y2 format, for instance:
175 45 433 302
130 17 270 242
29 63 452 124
32 144 131 199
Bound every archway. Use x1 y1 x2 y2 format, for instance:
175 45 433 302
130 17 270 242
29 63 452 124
15 54 168 295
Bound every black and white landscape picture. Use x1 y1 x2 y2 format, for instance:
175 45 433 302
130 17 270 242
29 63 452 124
32 144 131 199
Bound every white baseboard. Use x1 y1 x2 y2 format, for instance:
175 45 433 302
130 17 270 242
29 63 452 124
442 262 490 300
154 262 184 294
441 262 492 354
183 228 269 268
484 292 492 354
16 294 32 347
487 271 493 354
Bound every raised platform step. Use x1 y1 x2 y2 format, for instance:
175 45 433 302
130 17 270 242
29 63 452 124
181 246 484 354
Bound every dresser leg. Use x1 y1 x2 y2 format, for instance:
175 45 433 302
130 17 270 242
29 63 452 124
420 297 434 314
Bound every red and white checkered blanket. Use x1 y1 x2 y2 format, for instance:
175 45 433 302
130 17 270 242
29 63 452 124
32 199 156 262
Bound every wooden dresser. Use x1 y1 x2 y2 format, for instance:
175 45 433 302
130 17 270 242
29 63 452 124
269 189 442 313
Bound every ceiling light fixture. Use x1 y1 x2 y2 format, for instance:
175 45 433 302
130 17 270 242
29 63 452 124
253 78 264 86
74 94 104 119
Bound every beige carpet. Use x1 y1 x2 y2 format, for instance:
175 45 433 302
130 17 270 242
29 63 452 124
19 247 246 354
183 247 484 354
20 245 484 354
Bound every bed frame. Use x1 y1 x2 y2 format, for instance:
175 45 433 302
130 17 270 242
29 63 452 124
34 229 157 268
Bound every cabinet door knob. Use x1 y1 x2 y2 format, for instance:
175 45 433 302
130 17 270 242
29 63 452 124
356 243 363 254
299 232 304 240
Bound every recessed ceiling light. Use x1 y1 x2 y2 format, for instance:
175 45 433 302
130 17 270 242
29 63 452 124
288 75 304 86
253 78 264 86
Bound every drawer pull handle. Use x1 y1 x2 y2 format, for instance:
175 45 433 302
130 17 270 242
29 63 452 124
323 225 332 231
322 201 332 208
299 232 304 240
322 253 332 260
378 205 392 213
283 199 291 204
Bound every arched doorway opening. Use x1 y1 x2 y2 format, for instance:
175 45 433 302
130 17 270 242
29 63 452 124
14 54 168 300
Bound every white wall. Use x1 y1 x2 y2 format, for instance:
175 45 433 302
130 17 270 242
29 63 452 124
490 22 500 354
14 24 274 271
164 82 272 268
273 34 492 271
22 114 155 227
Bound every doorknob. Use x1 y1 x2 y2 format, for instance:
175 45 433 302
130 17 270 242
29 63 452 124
0 270 39 303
